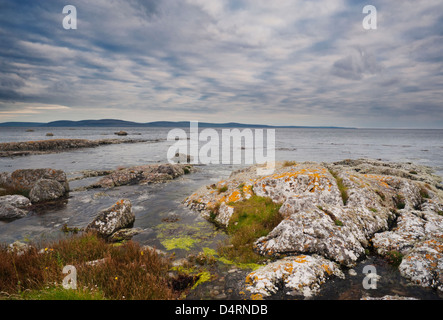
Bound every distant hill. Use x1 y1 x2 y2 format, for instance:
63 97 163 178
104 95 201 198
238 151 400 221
0 119 354 129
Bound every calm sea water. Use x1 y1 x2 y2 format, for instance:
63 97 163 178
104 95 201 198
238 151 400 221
1 127 442 175
0 127 442 299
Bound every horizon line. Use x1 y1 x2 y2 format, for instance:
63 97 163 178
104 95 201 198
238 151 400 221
0 119 442 130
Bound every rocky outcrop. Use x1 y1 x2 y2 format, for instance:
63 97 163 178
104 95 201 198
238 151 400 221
85 199 135 238
373 209 443 291
245 254 344 298
0 168 69 204
0 138 150 157
0 195 32 220
186 159 443 297
90 163 194 188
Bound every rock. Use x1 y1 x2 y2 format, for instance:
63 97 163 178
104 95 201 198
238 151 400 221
172 153 193 164
114 131 128 136
92 163 193 188
0 168 69 195
0 195 32 220
8 240 32 256
108 227 143 242
398 237 443 291
85 199 135 238
186 159 443 295
46 133 54 137
245 254 344 298
0 168 69 204
29 179 66 203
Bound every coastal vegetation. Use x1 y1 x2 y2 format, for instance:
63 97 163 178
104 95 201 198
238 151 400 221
218 195 283 265
0 232 195 300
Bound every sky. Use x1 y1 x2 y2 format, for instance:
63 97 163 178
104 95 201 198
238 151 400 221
0 0 442 128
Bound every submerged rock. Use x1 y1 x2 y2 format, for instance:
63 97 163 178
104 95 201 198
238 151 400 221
186 159 443 296
0 195 31 220
85 199 135 238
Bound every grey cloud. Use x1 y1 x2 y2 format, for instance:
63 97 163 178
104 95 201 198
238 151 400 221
0 0 442 127
331 47 384 80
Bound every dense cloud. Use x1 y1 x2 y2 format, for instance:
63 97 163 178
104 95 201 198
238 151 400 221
0 0 442 128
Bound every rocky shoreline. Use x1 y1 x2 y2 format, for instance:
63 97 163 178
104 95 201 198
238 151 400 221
0 163 193 221
185 159 443 298
0 138 154 157
1 158 442 300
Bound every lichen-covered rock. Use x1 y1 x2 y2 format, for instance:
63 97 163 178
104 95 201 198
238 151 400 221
245 254 344 298
186 159 443 295
92 163 193 188
0 168 69 204
86 199 135 238
398 238 443 291
0 195 31 220
254 202 365 267
29 179 66 203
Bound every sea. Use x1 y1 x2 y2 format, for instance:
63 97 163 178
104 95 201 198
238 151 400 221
1 126 442 299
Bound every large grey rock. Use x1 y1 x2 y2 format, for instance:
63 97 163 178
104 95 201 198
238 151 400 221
29 179 66 203
86 199 135 238
0 195 31 220
186 159 443 295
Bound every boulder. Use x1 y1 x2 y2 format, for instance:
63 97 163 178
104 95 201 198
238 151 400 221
0 195 32 220
0 168 69 204
114 131 128 136
29 179 66 203
85 199 135 238
1 168 69 193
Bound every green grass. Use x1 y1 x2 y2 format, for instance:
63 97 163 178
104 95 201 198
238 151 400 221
20 285 106 300
218 195 283 265
217 186 228 194
419 188 430 199
386 250 404 267
328 170 349 205
395 194 406 210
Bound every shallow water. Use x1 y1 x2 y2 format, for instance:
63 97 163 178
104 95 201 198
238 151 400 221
1 127 443 299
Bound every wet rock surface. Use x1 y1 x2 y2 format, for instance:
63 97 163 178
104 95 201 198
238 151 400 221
0 168 70 213
89 163 194 189
86 199 135 238
0 195 32 220
186 159 443 298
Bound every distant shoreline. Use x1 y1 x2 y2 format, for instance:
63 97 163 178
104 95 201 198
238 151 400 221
0 119 355 129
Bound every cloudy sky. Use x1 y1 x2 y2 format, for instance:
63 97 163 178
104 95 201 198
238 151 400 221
0 0 442 128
